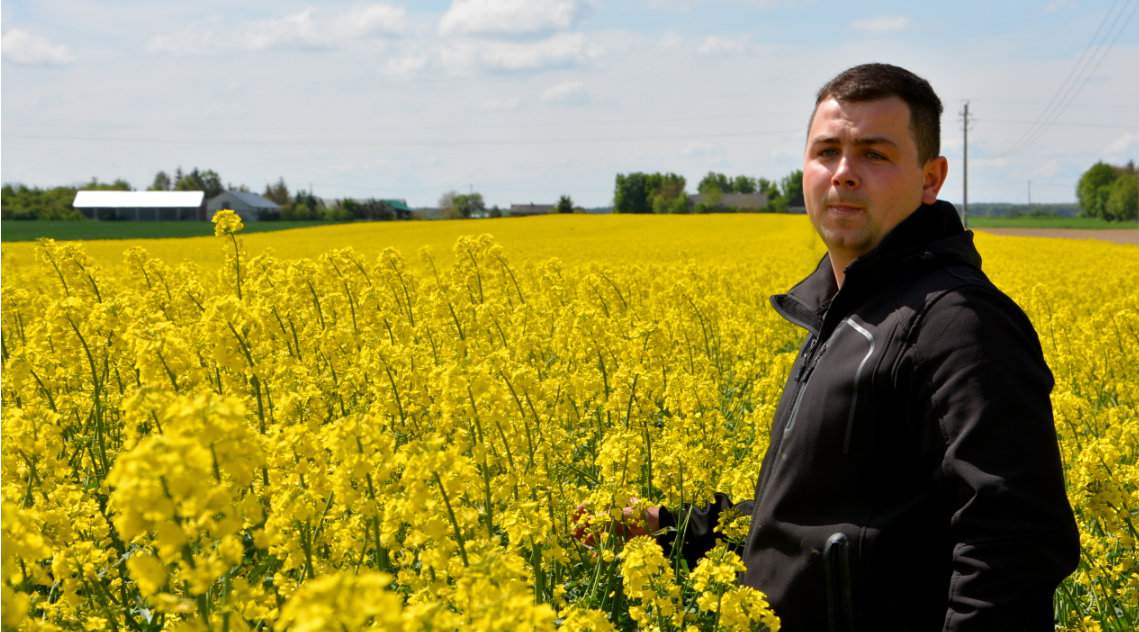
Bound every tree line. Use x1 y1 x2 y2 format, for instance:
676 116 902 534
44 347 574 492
1 169 409 222
1076 161 1137 221
613 170 805 214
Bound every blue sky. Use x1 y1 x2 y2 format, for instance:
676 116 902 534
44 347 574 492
3 0 1137 208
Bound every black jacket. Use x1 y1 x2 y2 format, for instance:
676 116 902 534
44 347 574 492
659 201 1080 631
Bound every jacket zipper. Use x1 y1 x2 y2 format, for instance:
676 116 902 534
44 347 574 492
755 335 827 503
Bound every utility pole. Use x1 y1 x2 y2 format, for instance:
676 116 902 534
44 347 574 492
960 101 970 228
1028 180 1032 206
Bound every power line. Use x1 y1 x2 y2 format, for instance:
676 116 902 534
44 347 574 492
976 119 1137 130
999 0 1137 157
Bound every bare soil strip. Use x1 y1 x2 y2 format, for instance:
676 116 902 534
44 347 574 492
977 227 1139 245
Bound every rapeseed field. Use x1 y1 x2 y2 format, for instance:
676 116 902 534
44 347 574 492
2 213 1135 631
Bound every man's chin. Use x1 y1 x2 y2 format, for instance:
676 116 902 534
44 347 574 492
820 228 873 255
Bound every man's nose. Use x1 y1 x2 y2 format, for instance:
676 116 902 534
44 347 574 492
831 155 860 188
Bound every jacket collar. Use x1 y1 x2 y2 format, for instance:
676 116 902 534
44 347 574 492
771 200 980 335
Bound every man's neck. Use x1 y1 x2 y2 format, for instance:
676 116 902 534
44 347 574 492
829 253 851 289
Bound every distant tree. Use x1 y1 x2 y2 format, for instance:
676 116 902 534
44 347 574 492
439 191 459 217
1105 173 1138 221
615 173 652 213
649 173 689 213
83 177 131 191
338 198 401 221
454 193 486 218
489 205 503 218
757 178 780 210
149 171 172 191
282 189 322 220
731 175 757 194
780 169 804 208
615 172 689 213
264 178 291 206
174 168 224 198
698 172 731 195
1 184 85 220
438 190 485 218
557 195 574 213
1077 162 1120 218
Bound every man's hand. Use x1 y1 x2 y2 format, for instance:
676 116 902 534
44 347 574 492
572 498 661 547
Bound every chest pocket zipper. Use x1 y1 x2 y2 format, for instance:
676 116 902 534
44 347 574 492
840 317 876 456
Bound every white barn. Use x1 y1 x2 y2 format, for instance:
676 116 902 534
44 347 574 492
73 191 206 221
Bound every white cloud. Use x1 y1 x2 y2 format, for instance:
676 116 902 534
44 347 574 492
541 80 588 104
1105 131 1139 158
148 5 406 54
482 97 522 111
147 24 222 56
851 16 910 33
439 0 588 37
441 32 600 72
385 54 428 75
2 29 74 65
246 5 407 51
696 35 751 56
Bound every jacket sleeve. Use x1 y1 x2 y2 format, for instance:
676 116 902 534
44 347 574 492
909 287 1080 631
656 493 754 570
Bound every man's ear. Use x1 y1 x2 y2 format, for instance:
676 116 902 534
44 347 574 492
921 156 949 205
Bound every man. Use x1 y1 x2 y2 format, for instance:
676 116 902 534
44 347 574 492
617 64 1080 630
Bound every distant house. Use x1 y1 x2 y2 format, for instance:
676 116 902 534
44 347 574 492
73 191 205 221
207 191 281 222
509 203 555 217
687 192 768 212
378 199 412 220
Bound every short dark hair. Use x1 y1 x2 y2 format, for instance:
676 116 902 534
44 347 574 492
812 63 943 164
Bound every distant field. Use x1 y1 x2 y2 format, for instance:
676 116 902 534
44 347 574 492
0 220 337 242
965 215 1137 229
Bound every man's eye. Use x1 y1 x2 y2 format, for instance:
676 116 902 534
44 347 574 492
866 151 886 160
817 148 839 157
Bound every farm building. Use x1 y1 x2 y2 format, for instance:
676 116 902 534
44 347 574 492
73 191 206 221
207 191 281 222
687 191 768 212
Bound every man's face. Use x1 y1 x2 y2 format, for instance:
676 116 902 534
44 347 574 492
803 96 945 264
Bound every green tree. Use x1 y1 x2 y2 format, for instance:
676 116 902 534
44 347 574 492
1105 173 1138 221
440 191 485 218
615 172 690 213
614 173 651 213
731 175 757 194
149 171 172 191
174 168 224 199
263 178 291 206
1076 162 1119 218
697 172 731 195
756 178 780 211
454 193 486 218
557 195 574 214
282 189 322 220
1 184 85 220
780 169 804 209
649 173 689 213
